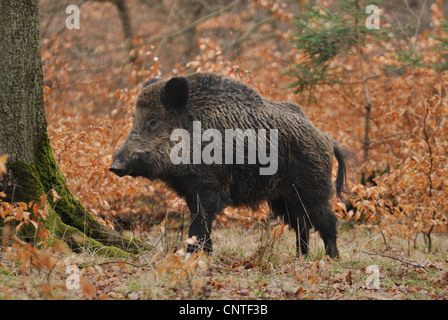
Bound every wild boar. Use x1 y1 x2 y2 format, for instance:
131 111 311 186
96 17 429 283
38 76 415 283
109 72 356 258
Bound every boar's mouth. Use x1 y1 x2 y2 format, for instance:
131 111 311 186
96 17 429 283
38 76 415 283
109 162 155 179
109 163 134 177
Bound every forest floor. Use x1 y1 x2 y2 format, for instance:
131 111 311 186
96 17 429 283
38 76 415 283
1 220 447 300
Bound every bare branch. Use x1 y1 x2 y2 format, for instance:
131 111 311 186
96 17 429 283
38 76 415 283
144 0 242 44
88 0 134 43
362 251 426 269
224 16 275 53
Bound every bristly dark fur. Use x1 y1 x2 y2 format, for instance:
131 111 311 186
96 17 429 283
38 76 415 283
110 72 358 258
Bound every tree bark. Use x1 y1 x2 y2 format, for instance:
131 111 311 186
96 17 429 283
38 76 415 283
0 0 137 256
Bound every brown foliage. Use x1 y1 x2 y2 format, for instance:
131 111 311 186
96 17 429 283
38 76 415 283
2 2 448 289
36 0 448 252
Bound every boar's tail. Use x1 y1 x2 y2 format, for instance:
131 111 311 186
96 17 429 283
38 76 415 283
333 141 358 201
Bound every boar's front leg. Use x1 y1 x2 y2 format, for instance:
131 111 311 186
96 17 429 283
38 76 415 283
185 189 223 254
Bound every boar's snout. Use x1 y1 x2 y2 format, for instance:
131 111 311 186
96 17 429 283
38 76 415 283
109 161 129 177
110 141 135 177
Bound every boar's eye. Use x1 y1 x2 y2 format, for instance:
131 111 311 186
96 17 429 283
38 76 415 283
146 119 158 130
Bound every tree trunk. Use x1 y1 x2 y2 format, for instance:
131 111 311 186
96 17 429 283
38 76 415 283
0 0 137 256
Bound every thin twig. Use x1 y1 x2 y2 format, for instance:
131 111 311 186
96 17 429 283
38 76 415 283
145 0 241 44
224 16 275 53
362 250 426 269
79 260 148 269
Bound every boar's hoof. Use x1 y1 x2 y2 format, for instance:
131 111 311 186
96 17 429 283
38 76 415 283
187 240 212 254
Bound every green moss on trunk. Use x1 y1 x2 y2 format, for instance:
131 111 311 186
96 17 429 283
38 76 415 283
44 210 131 257
0 0 136 258
35 133 140 253
5 161 44 203
4 133 139 257
34 134 109 240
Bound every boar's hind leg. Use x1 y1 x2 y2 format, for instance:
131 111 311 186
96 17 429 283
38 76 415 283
289 185 339 258
271 195 339 258
269 198 310 257
314 206 339 258
305 204 339 258
185 190 224 254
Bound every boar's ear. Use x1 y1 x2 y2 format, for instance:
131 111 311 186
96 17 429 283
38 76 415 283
160 77 189 114
143 77 161 88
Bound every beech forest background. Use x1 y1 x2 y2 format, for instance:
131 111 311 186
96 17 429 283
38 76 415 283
0 0 448 300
